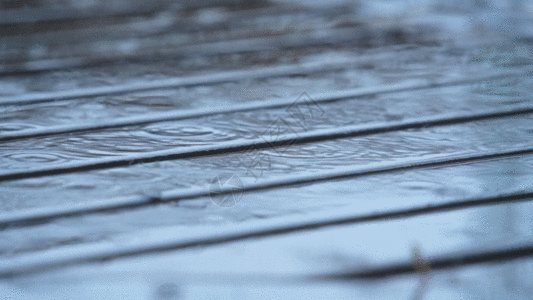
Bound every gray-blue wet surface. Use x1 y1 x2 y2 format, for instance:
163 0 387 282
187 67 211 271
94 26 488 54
0 43 533 299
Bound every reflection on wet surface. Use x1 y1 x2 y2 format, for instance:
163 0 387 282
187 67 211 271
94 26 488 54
1 112 532 208
1 41 533 299
1 46 533 213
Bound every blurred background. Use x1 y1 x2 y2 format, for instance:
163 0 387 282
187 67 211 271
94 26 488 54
1 0 533 73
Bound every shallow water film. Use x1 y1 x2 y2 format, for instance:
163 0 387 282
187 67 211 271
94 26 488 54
1 0 533 299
